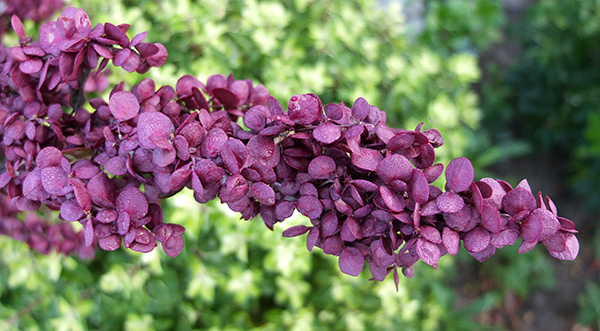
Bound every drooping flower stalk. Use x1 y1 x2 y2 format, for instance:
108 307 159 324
0 8 578 286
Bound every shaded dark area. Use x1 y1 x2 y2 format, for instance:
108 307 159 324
463 0 600 329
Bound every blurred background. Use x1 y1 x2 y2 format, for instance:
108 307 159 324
1 0 598 329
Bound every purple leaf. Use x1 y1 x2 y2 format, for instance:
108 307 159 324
96 209 118 224
306 226 320 252
442 227 460 255
416 238 441 268
423 163 444 183
548 233 579 260
251 182 276 205
445 157 474 193
247 135 275 162
297 195 323 219
313 122 341 144
200 127 228 159
137 111 173 150
321 212 339 237
411 169 429 205
529 208 560 241
287 93 322 125
370 239 395 267
244 105 268 131
219 174 249 203
41 166 69 195
322 235 344 255
169 166 192 192
543 233 566 253
117 212 131 235
36 146 63 168
87 173 116 208
379 185 405 212
163 234 184 257
104 156 128 176
20 59 43 74
469 245 496 262
212 87 240 109
420 225 442 244
22 169 50 201
153 146 176 167
308 156 336 179
351 146 383 172
116 186 148 220
436 192 465 214
340 217 362 241
490 228 520 248
84 220 94 247
520 212 543 243
275 201 295 220
502 187 536 215
60 199 84 222
480 204 501 234
339 246 364 276
351 97 369 121
109 91 139 120
11 15 26 40
376 154 413 183
518 240 537 255
282 225 310 237
387 132 415 152
463 227 491 253
99 235 121 251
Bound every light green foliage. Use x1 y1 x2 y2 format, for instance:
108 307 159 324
72 0 486 165
0 193 491 330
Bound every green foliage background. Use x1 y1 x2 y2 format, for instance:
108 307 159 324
1 0 596 330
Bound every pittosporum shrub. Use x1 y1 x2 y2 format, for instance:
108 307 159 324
0 8 579 289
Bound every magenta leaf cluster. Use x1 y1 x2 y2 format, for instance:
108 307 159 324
0 8 579 285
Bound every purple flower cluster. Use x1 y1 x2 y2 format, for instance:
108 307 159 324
0 0 63 38
0 8 579 283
